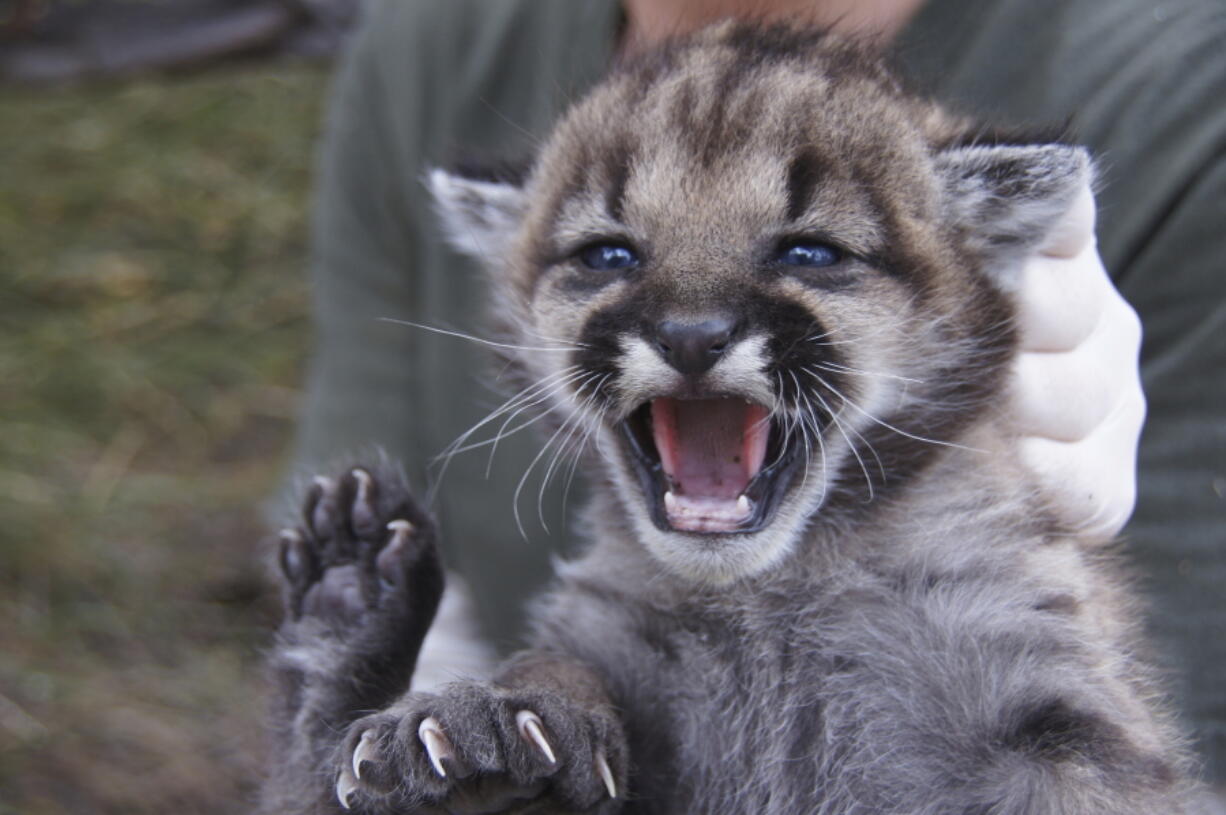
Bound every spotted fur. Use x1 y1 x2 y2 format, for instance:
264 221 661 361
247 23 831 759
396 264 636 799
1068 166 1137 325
264 22 1200 814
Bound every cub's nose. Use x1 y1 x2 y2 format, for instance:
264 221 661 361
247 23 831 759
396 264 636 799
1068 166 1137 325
653 316 740 375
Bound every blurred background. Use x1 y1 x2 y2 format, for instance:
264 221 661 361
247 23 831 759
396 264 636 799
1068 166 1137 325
0 1 353 811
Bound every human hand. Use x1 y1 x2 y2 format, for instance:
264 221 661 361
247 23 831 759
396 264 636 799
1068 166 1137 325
1010 183 1146 538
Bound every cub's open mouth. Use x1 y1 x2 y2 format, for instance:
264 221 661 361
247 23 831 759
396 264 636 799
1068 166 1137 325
619 397 802 534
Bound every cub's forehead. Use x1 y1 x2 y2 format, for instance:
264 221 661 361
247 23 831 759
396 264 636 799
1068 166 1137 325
525 25 939 251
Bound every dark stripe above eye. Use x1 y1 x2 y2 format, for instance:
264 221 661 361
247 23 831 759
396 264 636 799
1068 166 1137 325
604 137 636 222
785 148 827 222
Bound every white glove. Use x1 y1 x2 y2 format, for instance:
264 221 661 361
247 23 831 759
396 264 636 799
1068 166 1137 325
1010 183 1146 538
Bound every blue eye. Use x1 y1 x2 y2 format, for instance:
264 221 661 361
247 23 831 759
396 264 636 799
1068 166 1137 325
579 244 639 271
779 242 841 268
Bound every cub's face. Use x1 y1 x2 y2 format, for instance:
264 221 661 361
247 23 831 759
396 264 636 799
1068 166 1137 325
433 24 1087 584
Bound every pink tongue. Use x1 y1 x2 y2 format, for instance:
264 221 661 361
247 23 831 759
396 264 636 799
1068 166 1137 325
651 398 768 499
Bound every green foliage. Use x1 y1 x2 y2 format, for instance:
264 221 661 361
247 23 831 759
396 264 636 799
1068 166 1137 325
0 65 328 814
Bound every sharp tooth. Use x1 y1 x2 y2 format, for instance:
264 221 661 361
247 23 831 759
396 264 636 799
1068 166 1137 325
664 491 678 512
736 494 751 515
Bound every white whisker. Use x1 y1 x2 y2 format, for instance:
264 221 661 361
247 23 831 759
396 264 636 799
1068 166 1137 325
788 370 815 492
429 366 587 499
561 388 608 518
514 384 602 539
379 317 586 352
536 375 608 527
483 369 596 475
804 368 885 491
433 366 582 464
805 369 984 453
815 361 924 384
808 374 873 500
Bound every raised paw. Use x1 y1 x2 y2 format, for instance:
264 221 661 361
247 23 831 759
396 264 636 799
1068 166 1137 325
334 681 626 814
274 464 444 706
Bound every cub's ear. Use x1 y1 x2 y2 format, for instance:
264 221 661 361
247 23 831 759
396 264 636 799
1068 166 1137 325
427 167 528 265
936 143 1091 285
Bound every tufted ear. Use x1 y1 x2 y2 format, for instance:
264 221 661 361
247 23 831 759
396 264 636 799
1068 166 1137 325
428 167 528 266
936 143 1091 288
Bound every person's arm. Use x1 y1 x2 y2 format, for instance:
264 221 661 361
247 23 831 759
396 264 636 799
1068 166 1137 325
290 3 502 688
293 9 428 474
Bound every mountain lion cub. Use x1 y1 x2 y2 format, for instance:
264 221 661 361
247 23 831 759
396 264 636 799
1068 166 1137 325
260 22 1199 815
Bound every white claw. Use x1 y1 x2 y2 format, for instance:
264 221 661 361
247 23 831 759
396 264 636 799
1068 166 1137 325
515 710 557 764
387 519 414 539
313 475 333 491
353 729 378 779
736 494 751 515
352 468 372 495
336 770 357 809
663 490 678 512
596 748 617 799
278 529 306 578
418 717 451 778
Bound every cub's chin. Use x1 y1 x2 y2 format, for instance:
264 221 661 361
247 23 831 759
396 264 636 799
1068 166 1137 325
622 491 818 586
612 395 823 584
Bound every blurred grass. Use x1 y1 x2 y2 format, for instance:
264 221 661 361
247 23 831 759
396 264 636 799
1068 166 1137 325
0 64 328 814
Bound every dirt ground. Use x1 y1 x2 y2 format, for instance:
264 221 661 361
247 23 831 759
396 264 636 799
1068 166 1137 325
0 64 328 814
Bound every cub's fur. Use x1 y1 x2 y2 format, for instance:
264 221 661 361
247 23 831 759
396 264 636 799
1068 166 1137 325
260 23 1199 815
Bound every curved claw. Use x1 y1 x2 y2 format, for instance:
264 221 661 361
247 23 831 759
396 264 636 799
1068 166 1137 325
351 468 377 532
378 520 416 584
277 528 306 580
418 716 453 778
515 709 557 764
352 728 379 780
386 519 414 539
596 748 617 799
310 476 336 532
336 768 358 810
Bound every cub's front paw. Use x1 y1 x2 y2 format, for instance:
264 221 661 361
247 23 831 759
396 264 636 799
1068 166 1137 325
335 681 626 814
275 464 443 702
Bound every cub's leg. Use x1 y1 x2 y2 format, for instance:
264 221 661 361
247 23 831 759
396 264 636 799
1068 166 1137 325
332 652 628 814
260 465 444 815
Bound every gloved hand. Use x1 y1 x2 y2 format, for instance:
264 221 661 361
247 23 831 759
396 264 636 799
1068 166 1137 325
1011 183 1146 538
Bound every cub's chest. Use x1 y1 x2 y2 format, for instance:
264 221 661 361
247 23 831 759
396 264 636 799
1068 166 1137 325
613 605 839 808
